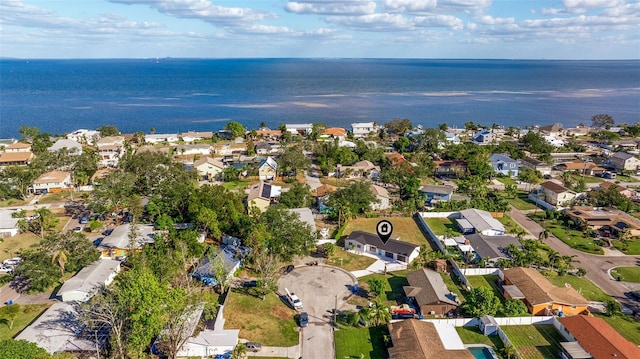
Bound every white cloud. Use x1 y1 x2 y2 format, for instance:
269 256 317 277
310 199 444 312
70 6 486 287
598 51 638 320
476 15 515 25
383 0 437 12
285 1 376 15
561 0 625 14
414 15 463 30
325 13 413 31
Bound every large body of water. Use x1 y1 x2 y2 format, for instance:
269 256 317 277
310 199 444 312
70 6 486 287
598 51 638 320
1 58 638 138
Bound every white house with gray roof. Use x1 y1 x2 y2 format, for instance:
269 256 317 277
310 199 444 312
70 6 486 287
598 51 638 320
458 209 505 236
345 231 420 264
57 259 121 302
48 138 82 155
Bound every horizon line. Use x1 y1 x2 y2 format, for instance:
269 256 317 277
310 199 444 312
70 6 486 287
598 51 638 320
1 56 639 61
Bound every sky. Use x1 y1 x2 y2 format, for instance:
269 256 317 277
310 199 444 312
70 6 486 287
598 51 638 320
0 0 639 59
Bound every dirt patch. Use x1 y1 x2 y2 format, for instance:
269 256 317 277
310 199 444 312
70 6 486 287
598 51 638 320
271 305 292 319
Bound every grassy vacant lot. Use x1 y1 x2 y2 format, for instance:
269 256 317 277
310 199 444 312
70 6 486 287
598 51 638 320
334 326 388 359
328 248 377 272
528 213 604 255
423 217 459 236
507 192 538 211
598 314 640 344
456 326 504 351
0 304 51 341
610 267 640 283
501 325 564 359
343 217 429 246
354 270 409 307
547 275 610 302
223 289 298 346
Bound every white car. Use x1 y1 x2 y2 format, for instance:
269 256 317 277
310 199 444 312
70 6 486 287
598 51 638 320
0 266 14 274
3 257 22 266
285 288 303 310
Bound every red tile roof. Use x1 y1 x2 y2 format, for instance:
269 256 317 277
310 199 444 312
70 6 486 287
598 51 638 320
559 315 640 359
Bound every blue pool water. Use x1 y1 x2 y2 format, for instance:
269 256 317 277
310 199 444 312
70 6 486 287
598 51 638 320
468 346 498 359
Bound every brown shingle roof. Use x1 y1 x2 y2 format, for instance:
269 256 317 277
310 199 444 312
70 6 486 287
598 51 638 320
503 267 588 306
387 320 473 359
540 181 571 194
322 127 347 137
404 269 458 307
33 171 70 184
559 315 640 359
6 142 31 150
0 151 34 163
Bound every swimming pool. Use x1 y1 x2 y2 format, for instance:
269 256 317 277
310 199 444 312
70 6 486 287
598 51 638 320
467 346 498 359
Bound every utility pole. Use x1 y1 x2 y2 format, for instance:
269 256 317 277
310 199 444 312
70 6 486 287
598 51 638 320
333 294 338 327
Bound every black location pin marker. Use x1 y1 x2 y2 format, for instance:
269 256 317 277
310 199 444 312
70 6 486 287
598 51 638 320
376 220 393 244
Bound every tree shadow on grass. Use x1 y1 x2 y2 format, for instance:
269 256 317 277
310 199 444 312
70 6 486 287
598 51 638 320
368 325 390 359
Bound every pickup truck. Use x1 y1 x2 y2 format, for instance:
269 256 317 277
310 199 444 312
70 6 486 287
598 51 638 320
285 288 303 310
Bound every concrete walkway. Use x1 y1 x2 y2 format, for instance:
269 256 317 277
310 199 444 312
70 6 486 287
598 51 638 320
245 344 300 358
350 251 408 278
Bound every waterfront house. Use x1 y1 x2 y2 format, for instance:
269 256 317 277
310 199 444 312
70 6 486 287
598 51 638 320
539 181 576 207
321 127 347 139
175 144 211 156
458 209 505 236
557 315 640 359
471 130 495 145
96 136 125 167
0 151 34 168
351 122 379 138
502 267 589 316
258 156 278 180
180 131 214 143
4 142 32 152
66 129 100 145
255 129 282 140
31 170 72 194
344 230 419 264
490 153 519 176
403 268 459 316
144 133 179 144
57 259 121 302
285 123 313 135
48 138 82 155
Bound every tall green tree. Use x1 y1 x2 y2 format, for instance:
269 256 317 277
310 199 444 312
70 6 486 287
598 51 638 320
259 207 315 261
98 125 120 137
591 113 614 129
224 121 245 138
367 278 386 298
326 181 378 220
0 166 40 200
460 286 501 317
384 119 413 135
0 304 21 329
279 182 313 208
0 339 51 359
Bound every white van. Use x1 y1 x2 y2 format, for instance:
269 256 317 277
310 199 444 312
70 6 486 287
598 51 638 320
285 288 303 310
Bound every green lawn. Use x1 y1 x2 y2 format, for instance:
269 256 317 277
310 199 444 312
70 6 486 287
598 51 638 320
334 326 388 359
610 267 640 283
598 314 640 344
424 217 459 236
0 304 51 341
496 215 525 235
355 271 409 307
611 239 640 255
0 198 28 207
501 325 564 359
466 275 503 300
547 275 610 302
496 177 518 185
565 173 603 184
615 175 640 183
344 217 430 246
529 214 604 255
507 191 538 211
456 326 504 351
221 180 251 191
440 272 466 301
223 289 298 346
328 248 377 272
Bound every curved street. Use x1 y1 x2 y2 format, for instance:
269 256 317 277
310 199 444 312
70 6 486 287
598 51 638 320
508 205 640 312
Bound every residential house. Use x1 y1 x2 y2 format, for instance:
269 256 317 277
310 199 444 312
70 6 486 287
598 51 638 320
287 208 317 234
433 160 468 178
255 142 282 155
192 246 242 286
471 130 495 145
57 259 121 302
457 209 506 236
444 131 461 145
403 268 459 316
0 151 34 167
540 181 577 207
490 154 519 176
344 231 420 264
255 129 282 140
66 129 100 145
174 144 211 156
611 152 640 173
0 209 20 238
98 223 155 259
599 181 638 200
370 184 391 211
180 131 214 143
351 122 378 138
540 124 565 137
564 206 640 238
5 142 32 152
544 135 566 147
31 170 72 194
285 123 313 135
501 267 589 316
15 302 104 355
96 136 125 167
387 320 474 359
463 233 522 264
194 156 225 181
337 160 381 179
520 157 552 175
557 315 640 359
420 184 454 205
321 127 347 139
48 138 82 155
144 133 179 144
553 160 605 176
258 156 278 180
247 181 281 214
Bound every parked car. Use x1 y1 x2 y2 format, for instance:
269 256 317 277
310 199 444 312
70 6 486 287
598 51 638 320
281 264 294 275
299 312 309 327
80 216 89 224
3 258 22 266
73 226 82 232
244 342 262 352
285 288 303 310
0 265 14 274
242 280 257 288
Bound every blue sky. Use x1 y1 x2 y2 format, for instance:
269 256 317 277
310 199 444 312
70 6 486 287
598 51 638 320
1 0 638 59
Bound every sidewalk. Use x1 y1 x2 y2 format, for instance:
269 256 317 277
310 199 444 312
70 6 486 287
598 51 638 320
350 251 408 278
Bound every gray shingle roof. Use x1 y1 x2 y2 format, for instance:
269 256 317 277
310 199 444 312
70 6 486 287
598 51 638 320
459 209 505 234
464 233 521 260
404 269 458 307
346 231 418 257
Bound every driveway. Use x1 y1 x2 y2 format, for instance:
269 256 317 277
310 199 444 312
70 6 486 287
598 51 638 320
305 169 323 191
278 265 356 359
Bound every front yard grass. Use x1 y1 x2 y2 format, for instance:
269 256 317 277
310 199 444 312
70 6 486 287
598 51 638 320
343 217 430 246
0 303 51 341
0 198 29 207
598 314 640 344
334 326 388 359
528 214 604 255
611 239 640 255
355 270 409 307
507 191 538 211
500 324 564 359
610 267 640 283
0 232 40 262
328 248 377 272
423 217 459 236
496 215 525 235
223 289 298 346
466 275 503 300
547 275 610 302
456 326 504 351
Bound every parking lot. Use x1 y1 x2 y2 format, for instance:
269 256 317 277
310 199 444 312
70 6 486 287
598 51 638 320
278 265 356 359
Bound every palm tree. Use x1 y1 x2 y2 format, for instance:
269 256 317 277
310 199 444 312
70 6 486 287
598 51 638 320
230 342 247 359
538 229 549 243
52 249 69 276
367 301 392 327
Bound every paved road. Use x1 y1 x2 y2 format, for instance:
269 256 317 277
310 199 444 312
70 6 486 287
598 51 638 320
278 265 356 359
305 169 323 191
508 205 640 312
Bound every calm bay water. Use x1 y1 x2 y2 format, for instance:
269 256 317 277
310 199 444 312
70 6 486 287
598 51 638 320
0 58 638 137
